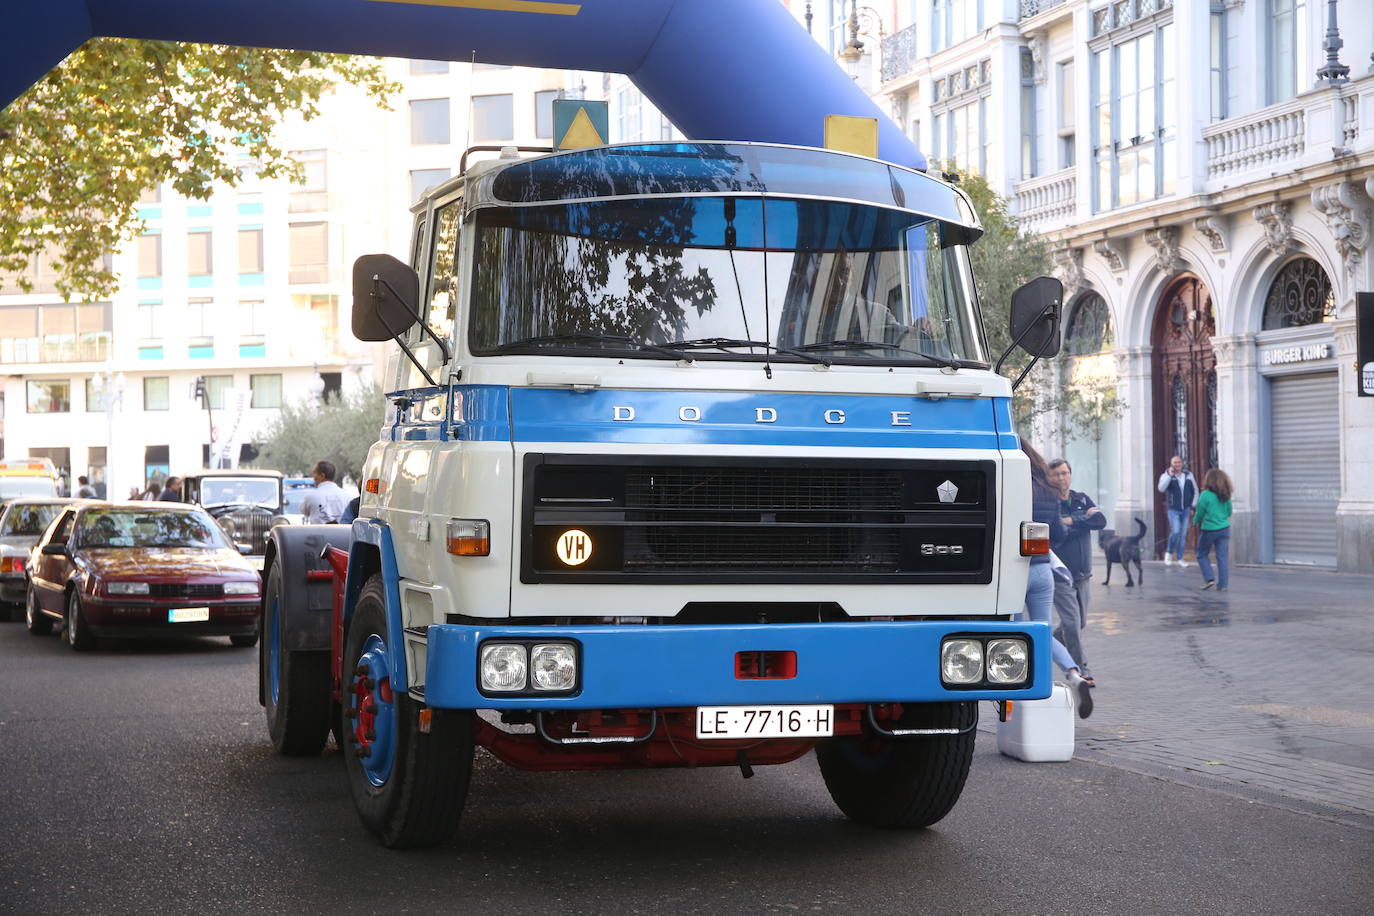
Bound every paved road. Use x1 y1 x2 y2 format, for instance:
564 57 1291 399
1 566 1370 915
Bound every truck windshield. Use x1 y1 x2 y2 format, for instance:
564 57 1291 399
469 196 987 366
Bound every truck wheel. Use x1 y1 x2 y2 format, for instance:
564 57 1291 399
816 702 976 828
26 588 53 636
261 562 330 756
65 590 96 651
344 575 474 849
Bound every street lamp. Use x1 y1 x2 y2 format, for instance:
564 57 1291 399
838 2 885 79
92 370 125 497
307 363 326 408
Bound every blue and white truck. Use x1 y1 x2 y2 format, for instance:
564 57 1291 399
260 139 1063 848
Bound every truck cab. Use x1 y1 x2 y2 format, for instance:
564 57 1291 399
263 141 1057 849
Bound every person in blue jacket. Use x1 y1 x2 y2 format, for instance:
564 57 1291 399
1048 458 1107 687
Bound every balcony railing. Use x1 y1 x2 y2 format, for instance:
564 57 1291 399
1013 168 1077 231
1202 98 1307 181
880 23 919 84
1019 0 1066 20
0 336 111 364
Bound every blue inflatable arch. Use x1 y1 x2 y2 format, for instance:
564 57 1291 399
3 0 925 169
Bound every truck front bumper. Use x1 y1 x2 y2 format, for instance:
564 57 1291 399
419 620 1052 710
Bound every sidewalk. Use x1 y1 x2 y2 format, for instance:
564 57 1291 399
998 560 1374 828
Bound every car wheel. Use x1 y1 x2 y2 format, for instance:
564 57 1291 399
25 587 53 636
65 590 95 651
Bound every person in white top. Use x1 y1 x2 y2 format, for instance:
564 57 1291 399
301 460 348 524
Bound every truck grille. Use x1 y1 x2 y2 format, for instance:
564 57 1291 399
522 455 996 584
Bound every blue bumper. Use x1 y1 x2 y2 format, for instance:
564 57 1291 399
422 620 1052 710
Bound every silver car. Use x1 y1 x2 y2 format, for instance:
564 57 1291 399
0 497 95 618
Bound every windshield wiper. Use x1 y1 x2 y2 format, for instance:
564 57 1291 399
489 332 691 361
795 339 963 371
661 338 830 367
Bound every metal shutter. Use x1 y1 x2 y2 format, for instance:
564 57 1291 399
1270 372 1339 566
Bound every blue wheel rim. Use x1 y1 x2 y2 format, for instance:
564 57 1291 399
351 634 397 787
268 592 282 706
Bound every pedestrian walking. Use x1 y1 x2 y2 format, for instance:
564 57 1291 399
1157 455 1197 566
75 475 97 498
1193 468 1234 591
1047 458 1105 686
1020 442 1094 718
301 460 347 524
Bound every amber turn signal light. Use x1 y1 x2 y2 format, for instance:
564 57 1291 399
1020 521 1050 556
446 519 491 556
365 478 382 494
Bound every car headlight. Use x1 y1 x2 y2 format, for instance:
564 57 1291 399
479 644 528 692
940 638 983 685
985 639 1029 685
530 643 578 691
223 581 259 596
108 581 150 595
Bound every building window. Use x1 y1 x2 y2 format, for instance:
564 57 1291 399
310 294 340 355
289 222 328 284
138 233 162 278
137 301 162 340
204 374 232 410
471 94 514 142
1057 60 1076 168
939 98 987 174
238 228 263 274
615 85 644 142
534 89 560 139
143 376 170 411
1064 293 1114 355
187 230 213 279
1091 20 1177 211
144 445 169 487
410 168 451 204
1210 4 1227 122
240 299 267 337
138 185 161 204
1020 48 1037 180
250 374 283 408
85 377 108 412
932 0 983 53
1268 0 1307 105
1263 257 1335 329
410 98 451 145
409 59 449 75
0 302 111 364
27 379 70 413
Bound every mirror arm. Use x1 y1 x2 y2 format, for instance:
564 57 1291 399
993 303 1055 378
373 277 440 388
375 275 451 365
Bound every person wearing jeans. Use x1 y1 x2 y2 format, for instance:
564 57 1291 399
1157 456 1197 566
1192 468 1234 591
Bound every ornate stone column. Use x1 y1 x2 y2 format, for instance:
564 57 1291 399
1113 345 1155 537
1210 333 1260 563
1333 317 1374 570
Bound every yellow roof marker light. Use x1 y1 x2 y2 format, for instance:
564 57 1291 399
823 114 879 159
369 0 582 15
554 100 609 151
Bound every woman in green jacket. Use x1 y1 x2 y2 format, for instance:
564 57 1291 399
1192 468 1233 591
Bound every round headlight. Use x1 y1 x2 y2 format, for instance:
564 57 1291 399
479 643 527 692
530 644 577 691
986 639 1029 684
941 638 983 685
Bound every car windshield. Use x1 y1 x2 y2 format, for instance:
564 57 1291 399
77 509 229 549
469 195 986 366
0 503 63 536
199 478 279 509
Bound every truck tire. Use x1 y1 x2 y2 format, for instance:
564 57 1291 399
26 588 53 636
65 589 96 651
261 562 330 756
344 575 474 849
816 702 976 828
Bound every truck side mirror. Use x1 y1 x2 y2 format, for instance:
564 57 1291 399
1009 276 1063 360
352 254 420 342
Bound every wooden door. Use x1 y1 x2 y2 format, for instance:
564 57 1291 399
1151 276 1217 558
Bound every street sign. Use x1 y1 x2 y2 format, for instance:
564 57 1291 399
1359 292 1374 397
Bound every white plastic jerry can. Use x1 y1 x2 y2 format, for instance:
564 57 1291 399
996 683 1076 762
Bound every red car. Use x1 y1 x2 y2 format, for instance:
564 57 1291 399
25 502 261 651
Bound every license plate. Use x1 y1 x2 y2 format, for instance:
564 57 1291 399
695 705 834 740
168 607 210 623
246 557 265 571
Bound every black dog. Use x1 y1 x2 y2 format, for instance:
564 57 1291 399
1100 518 1147 587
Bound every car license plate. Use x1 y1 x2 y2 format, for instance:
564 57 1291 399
168 607 210 623
695 705 834 740
246 557 265 571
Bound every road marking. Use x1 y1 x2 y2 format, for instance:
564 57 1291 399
368 0 582 14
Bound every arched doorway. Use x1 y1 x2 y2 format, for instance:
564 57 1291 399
1151 275 1217 558
1061 292 1119 522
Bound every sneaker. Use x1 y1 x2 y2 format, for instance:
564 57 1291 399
1163 556 1174 566
1068 672 1094 719
1201 580 1215 590
1178 560 1190 568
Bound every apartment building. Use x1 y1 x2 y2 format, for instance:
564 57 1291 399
0 58 563 498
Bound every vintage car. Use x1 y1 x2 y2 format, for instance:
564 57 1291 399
0 497 95 616
181 469 286 568
25 502 261 650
